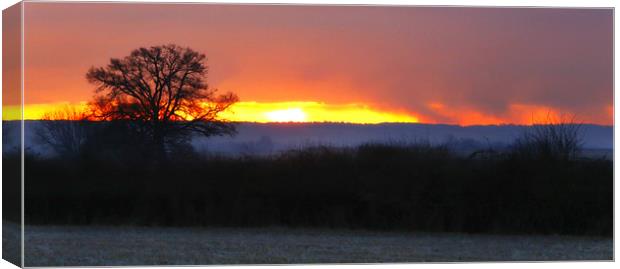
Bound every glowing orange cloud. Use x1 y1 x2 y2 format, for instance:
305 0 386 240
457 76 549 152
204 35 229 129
426 102 594 126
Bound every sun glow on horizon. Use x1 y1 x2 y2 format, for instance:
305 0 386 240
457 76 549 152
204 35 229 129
3 101 610 126
219 101 420 124
5 101 420 124
2 102 90 121
264 108 307 122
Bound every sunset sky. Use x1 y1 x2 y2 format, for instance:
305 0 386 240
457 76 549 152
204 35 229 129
4 3 613 125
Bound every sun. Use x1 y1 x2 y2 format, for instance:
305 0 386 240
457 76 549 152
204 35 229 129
264 108 308 122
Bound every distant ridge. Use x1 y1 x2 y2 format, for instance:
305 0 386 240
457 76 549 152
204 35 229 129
3 121 612 157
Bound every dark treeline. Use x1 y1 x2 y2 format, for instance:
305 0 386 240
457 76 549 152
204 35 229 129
14 138 612 236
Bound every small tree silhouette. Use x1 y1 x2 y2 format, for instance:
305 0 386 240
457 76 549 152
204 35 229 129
36 106 91 157
512 113 583 161
86 44 238 158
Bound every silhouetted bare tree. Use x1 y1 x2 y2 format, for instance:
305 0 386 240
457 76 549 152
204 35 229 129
36 106 91 157
86 44 238 158
512 113 583 161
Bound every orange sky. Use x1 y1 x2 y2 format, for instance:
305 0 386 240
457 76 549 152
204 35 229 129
3 3 613 125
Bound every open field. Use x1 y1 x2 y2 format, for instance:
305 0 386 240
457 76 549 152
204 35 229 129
3 222 612 266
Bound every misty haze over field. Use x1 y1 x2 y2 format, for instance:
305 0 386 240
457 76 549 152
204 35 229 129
2 121 613 158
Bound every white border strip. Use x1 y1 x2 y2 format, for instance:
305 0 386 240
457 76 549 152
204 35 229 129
20 1 25 267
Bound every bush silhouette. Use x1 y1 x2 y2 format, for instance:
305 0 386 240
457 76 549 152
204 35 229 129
36 106 92 158
512 114 583 161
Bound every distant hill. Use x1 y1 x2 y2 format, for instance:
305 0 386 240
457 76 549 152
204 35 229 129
192 122 613 156
2 121 613 157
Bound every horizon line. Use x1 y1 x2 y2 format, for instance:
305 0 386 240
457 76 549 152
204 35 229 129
5 119 613 128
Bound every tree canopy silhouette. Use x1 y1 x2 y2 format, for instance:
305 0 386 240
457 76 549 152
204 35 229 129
86 44 238 155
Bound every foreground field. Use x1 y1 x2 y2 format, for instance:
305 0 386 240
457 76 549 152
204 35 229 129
4 223 612 266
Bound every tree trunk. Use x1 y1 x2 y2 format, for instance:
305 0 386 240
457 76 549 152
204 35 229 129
152 123 168 162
